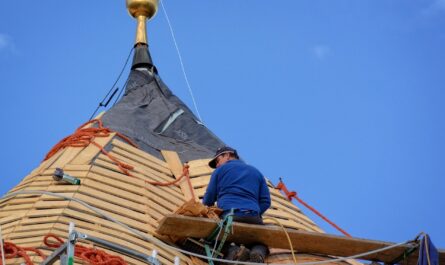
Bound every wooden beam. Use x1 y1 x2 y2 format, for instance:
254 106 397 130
161 150 196 201
156 215 445 265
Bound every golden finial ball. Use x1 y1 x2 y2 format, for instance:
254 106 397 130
126 0 158 20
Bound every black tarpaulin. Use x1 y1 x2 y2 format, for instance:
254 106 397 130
102 45 224 162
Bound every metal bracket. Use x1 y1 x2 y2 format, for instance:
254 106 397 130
39 222 161 265
40 243 68 265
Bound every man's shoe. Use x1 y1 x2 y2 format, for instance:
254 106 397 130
225 244 250 261
234 245 250 261
249 244 268 263
225 244 240 260
249 251 265 263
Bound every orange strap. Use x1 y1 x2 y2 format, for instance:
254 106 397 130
44 234 127 265
276 179 352 237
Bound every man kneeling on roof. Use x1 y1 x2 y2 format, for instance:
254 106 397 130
203 146 271 263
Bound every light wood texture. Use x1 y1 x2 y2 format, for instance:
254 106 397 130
161 150 196 201
0 136 365 265
157 215 444 265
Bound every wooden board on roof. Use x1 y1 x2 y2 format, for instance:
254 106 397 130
157 214 444 265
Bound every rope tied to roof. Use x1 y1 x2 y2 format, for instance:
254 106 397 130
276 178 352 238
44 119 195 198
44 119 137 176
143 163 196 200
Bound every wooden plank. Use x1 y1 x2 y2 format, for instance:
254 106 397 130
157 215 442 265
105 151 184 196
20 216 60 225
78 186 146 213
51 146 85 168
262 216 313 231
91 159 185 207
263 209 323 233
188 166 213 178
161 150 196 201
111 145 171 176
190 175 211 188
61 208 156 234
65 201 150 233
110 151 185 194
82 178 145 204
89 166 146 194
87 167 184 207
268 202 321 231
2 203 38 212
111 139 169 169
187 159 211 168
72 193 148 223
0 214 25 225
64 164 92 171
69 132 115 165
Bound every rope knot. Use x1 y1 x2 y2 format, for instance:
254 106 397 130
287 191 297 200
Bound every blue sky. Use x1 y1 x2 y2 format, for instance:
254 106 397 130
1 0 444 250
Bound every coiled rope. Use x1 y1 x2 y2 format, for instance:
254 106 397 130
44 119 195 198
44 234 127 265
0 241 45 265
44 119 137 176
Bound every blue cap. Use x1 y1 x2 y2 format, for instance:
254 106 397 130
208 146 239 168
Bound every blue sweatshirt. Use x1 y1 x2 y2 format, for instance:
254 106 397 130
203 160 271 215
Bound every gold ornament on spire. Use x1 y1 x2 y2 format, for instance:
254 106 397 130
126 0 159 45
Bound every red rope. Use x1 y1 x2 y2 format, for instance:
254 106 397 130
44 119 137 176
44 119 195 198
276 179 352 237
144 164 196 200
0 241 46 265
44 234 127 265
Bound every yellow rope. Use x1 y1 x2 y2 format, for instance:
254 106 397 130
263 217 298 265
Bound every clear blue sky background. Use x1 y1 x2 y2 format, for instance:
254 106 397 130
1 0 444 250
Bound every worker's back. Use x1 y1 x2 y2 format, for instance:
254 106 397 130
203 159 271 215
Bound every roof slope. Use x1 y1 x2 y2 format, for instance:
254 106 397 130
0 131 324 265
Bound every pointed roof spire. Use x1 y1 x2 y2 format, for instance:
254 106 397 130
126 0 158 70
101 0 225 162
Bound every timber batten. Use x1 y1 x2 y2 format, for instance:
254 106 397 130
157 215 445 265
0 135 336 265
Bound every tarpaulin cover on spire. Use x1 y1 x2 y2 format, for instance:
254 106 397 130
417 235 439 265
102 47 224 162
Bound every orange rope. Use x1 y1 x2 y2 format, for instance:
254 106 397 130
44 119 137 176
44 119 195 198
0 241 46 265
276 179 352 237
44 234 127 265
144 164 196 200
